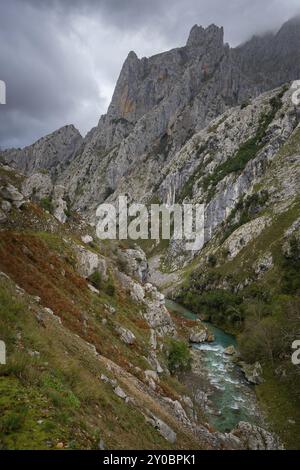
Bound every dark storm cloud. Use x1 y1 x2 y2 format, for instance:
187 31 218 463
1 0 300 149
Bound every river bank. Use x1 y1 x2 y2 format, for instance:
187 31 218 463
166 299 263 433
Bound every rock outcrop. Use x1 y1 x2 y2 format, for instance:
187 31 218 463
231 422 283 450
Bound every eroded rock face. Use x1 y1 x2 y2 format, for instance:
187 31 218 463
143 283 176 337
118 247 148 283
223 216 271 260
52 185 68 224
230 421 284 450
22 173 53 200
254 252 273 277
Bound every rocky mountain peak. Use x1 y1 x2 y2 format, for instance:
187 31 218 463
276 15 300 43
2 124 82 176
126 50 139 61
186 23 224 48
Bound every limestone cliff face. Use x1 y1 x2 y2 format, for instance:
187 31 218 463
55 17 300 214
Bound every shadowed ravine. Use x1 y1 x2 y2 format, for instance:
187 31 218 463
166 299 263 432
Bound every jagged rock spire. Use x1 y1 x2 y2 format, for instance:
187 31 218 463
186 23 224 48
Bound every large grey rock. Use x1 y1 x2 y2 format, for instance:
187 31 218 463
114 386 128 400
115 325 136 345
118 247 148 283
231 421 284 450
148 415 177 444
52 185 68 224
143 283 176 337
0 183 25 208
74 244 108 279
162 397 190 426
81 234 93 244
239 361 264 385
189 326 208 343
1 200 12 213
22 172 53 200
224 345 237 356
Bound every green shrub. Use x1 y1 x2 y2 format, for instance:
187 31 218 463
40 197 53 213
207 254 217 267
281 237 300 295
105 283 115 297
167 339 192 375
88 271 102 290
0 411 25 434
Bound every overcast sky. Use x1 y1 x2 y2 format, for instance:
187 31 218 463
1 0 300 149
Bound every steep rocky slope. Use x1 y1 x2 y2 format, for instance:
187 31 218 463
0 164 282 450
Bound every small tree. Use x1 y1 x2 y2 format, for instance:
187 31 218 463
168 339 191 375
207 254 217 267
40 197 53 214
89 271 102 290
105 283 115 297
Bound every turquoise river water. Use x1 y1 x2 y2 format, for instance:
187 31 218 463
166 299 261 432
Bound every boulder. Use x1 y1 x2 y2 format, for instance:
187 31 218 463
239 361 264 385
104 303 116 315
118 247 148 283
114 386 128 400
148 351 164 374
145 370 159 381
148 415 177 444
75 244 108 280
98 439 105 450
163 397 190 425
116 325 136 345
52 185 68 224
76 247 100 278
0 183 25 208
130 282 145 302
1 200 12 213
189 327 207 343
149 329 157 350
87 283 100 295
100 374 117 387
81 235 93 244
143 286 176 337
224 345 237 356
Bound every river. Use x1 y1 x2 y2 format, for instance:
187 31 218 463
166 299 262 432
